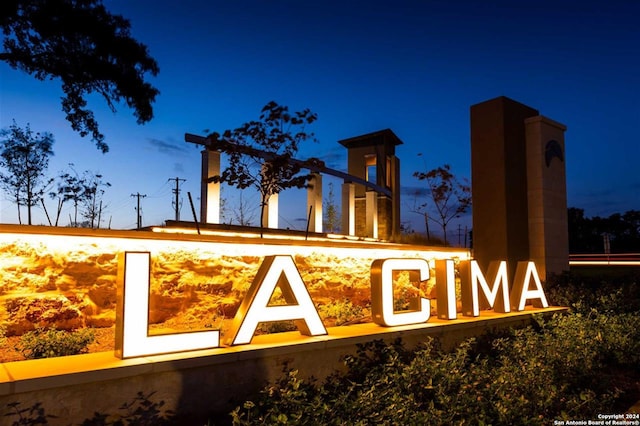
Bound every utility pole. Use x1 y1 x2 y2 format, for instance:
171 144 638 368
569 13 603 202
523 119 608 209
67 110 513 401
168 177 186 221
131 192 147 229
464 225 468 248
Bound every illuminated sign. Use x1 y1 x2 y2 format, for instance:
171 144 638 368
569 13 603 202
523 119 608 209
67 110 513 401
115 249 549 359
0 227 548 361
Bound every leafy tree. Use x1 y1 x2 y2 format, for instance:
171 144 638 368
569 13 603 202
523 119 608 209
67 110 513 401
620 210 640 251
208 101 319 234
568 207 595 253
413 164 471 245
49 163 84 226
231 191 256 226
0 121 54 224
79 171 110 228
48 164 108 227
568 207 640 253
219 189 256 226
407 188 432 240
0 0 159 152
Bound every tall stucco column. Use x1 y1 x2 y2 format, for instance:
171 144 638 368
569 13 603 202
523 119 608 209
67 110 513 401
261 193 279 229
390 154 401 239
342 183 355 236
525 115 568 278
307 173 323 233
200 149 221 224
365 191 378 239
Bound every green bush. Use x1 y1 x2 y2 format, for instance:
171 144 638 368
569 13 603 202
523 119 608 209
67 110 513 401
230 273 640 425
17 327 95 359
545 271 640 314
257 321 298 334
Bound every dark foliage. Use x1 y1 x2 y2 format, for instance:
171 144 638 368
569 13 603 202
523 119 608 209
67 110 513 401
4 392 173 425
568 207 640 253
230 272 640 425
1 0 159 152
207 101 319 231
412 164 471 245
3 401 55 425
0 121 54 224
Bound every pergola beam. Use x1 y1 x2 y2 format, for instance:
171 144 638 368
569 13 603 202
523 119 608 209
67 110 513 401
185 133 391 197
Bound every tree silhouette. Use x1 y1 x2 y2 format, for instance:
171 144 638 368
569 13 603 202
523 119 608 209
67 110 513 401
49 164 82 226
0 0 159 152
407 189 431 240
232 191 256 226
208 101 318 234
79 171 110 228
49 164 109 227
0 121 54 224
323 181 340 233
568 207 640 253
413 164 471 245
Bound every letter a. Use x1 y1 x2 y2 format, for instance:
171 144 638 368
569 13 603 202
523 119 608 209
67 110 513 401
227 255 327 345
510 261 549 311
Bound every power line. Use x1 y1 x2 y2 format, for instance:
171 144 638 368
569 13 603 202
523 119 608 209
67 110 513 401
130 192 147 229
146 180 172 199
168 177 186 221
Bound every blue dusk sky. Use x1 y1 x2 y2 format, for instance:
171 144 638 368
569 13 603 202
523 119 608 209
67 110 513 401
0 0 638 238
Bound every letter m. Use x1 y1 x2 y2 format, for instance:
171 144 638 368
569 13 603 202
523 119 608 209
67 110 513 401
460 260 510 316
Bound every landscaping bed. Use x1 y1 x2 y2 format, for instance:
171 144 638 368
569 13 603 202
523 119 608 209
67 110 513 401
229 271 640 425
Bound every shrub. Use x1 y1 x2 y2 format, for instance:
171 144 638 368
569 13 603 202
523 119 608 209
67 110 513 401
317 299 365 326
3 401 55 425
80 391 174 425
230 272 640 425
4 392 173 426
257 321 298 334
17 327 95 359
545 271 640 314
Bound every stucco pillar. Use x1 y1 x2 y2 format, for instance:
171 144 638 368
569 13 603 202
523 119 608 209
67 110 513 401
525 116 569 278
365 191 378 239
307 173 323 233
201 150 221 224
261 193 279 229
341 183 355 236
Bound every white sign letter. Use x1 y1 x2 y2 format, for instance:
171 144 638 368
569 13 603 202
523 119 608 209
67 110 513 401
227 255 327 345
510 261 549 311
460 260 510 316
371 258 430 327
435 259 457 320
115 252 220 359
